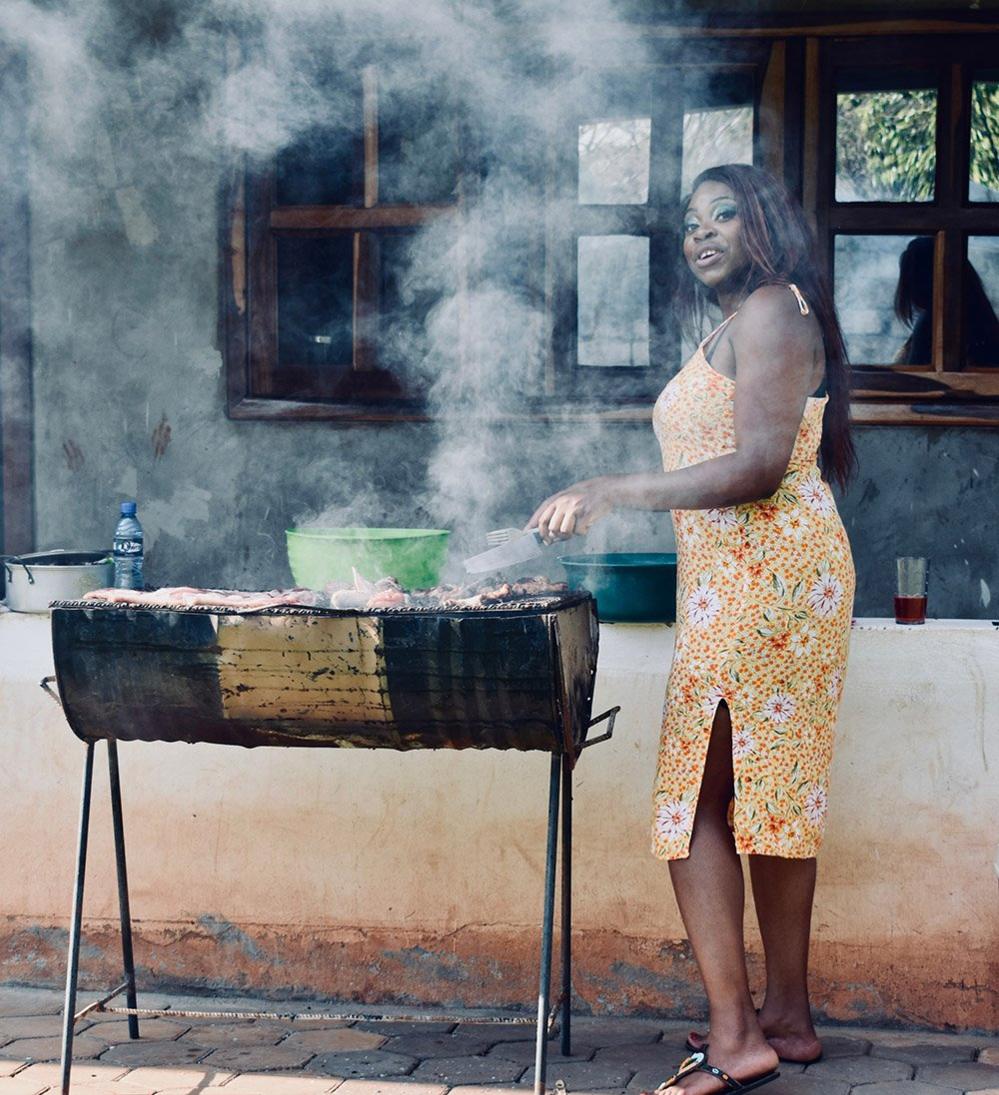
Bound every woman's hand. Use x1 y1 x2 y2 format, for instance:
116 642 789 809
528 477 617 543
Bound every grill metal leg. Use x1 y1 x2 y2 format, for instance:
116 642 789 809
560 753 572 1058
108 741 139 1040
534 753 562 1095
61 742 95 1095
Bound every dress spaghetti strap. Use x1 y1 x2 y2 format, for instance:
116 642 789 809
787 283 810 315
698 312 738 352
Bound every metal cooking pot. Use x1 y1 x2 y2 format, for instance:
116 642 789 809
2 550 113 613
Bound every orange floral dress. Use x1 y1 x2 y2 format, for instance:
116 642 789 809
651 289 854 860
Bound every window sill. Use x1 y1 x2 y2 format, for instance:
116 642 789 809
228 395 999 427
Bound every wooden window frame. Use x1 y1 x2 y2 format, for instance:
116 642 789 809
223 14 999 427
0 44 34 553
224 63 465 422
813 32 999 426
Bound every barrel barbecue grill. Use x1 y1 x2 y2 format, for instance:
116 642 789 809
49 591 617 1095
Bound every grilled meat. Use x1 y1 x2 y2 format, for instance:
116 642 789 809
80 575 567 613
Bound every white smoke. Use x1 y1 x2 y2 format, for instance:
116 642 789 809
5 0 678 578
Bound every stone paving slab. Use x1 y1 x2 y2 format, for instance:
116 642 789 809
108 1064 234 1089
410 1056 524 1085
285 1028 389 1054
361 1023 459 1038
871 1043 980 1065
564 1019 666 1046
760 1077 852 1095
594 1044 683 1069
450 1023 538 1042
307 1049 419 1079
0 992 63 1019
217 1074 343 1094
0 1020 63 1045
200 1042 318 1071
334 1083 448 1095
1 1034 107 1063
915 1062 999 1089
0 1076 51 1095
98 1038 213 1068
173 1019 288 1048
384 1035 497 1060
849 1083 961 1095
803 1056 914 1083
80 1018 190 1043
520 1059 635 1089
487 1041 597 1065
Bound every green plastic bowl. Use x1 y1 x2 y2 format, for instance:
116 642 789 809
286 527 450 590
560 552 677 623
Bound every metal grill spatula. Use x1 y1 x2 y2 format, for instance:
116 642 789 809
463 528 545 575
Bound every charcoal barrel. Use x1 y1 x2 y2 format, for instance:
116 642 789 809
50 596 599 754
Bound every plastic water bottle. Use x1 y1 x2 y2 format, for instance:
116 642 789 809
113 501 144 589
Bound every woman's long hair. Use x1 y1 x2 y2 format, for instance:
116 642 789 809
674 164 856 489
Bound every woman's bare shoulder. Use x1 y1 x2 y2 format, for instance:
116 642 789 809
733 284 816 350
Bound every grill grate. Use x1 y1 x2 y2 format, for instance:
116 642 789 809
50 590 590 617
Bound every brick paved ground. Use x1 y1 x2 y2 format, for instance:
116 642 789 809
1 986 997 1095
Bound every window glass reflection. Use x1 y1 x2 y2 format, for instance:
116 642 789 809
277 236 354 366
682 71 755 193
834 235 932 365
577 235 649 367
965 238 999 366
835 74 936 202
970 76 999 202
578 119 651 205
276 78 363 206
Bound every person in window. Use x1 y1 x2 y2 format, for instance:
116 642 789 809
529 165 855 1095
894 235 999 366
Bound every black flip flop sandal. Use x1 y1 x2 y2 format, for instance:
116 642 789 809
641 1051 780 1095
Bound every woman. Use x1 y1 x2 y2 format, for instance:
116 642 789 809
529 164 855 1095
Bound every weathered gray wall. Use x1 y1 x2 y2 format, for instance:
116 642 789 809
26 77 998 622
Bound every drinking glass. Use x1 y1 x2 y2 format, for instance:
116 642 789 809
895 556 928 625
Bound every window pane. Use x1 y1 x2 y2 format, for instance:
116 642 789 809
966 237 999 366
577 235 649 367
835 73 936 202
276 85 363 206
970 75 999 202
578 119 651 205
379 83 460 204
276 236 353 366
682 70 755 194
834 235 933 365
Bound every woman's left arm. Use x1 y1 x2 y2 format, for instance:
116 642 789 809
531 288 817 541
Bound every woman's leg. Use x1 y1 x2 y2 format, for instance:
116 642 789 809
747 855 822 1062
662 703 778 1095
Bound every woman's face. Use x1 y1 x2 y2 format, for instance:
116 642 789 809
682 180 749 291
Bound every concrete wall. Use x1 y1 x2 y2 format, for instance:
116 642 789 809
25 143 999 619
1 610 996 1030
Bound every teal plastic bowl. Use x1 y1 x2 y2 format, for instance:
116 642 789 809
560 552 677 623
286 527 450 590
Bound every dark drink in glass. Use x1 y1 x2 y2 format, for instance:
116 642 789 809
895 557 928 625
894 594 927 625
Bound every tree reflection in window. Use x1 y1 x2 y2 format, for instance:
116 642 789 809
835 77 936 202
970 76 999 202
578 118 651 205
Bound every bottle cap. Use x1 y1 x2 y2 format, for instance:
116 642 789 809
120 501 137 516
